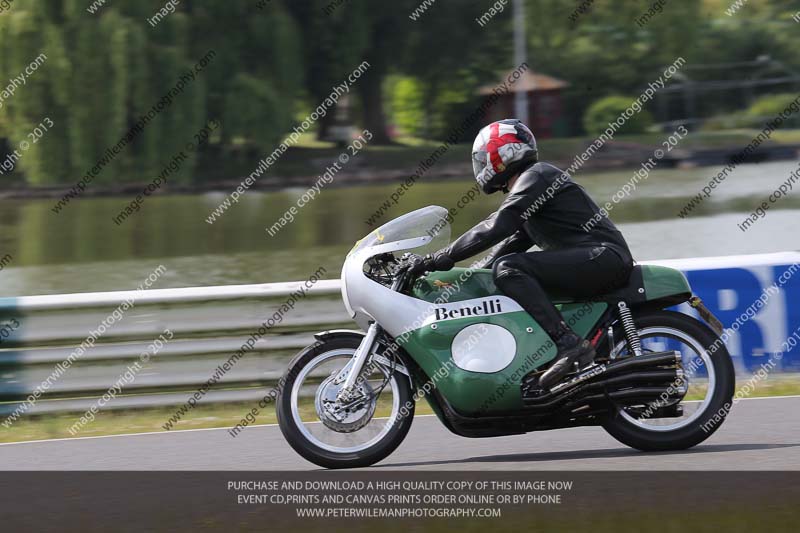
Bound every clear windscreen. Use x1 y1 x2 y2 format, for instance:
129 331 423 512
349 205 451 257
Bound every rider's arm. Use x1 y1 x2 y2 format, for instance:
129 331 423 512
431 168 550 268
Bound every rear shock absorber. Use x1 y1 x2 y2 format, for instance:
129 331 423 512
617 301 643 356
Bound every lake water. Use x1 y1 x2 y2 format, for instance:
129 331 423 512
1 160 798 297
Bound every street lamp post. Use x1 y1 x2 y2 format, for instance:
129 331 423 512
513 0 529 124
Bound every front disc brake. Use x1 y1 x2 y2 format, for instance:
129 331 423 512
314 374 377 433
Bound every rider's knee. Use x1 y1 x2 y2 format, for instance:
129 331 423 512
492 254 523 284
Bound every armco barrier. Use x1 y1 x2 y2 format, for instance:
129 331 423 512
0 253 797 419
0 280 347 418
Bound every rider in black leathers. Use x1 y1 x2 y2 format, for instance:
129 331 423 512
410 119 634 389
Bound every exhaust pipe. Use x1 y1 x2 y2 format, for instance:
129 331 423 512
599 351 681 378
523 368 680 409
586 369 679 391
522 351 683 410
575 385 687 409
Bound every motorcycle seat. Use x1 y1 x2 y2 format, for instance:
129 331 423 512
549 265 646 305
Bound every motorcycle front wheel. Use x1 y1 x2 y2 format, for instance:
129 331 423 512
276 335 415 469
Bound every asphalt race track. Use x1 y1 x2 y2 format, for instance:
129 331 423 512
1 396 797 471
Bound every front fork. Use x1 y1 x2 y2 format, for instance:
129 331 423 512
334 269 409 401
334 322 381 401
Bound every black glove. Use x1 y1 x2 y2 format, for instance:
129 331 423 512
408 252 455 277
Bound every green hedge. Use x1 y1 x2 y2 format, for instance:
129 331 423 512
583 95 654 136
746 93 800 128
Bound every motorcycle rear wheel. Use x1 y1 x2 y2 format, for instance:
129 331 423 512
602 310 735 451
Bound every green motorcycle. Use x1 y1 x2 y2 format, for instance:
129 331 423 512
277 206 735 469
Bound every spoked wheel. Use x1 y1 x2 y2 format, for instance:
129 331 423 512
603 310 735 451
276 335 415 469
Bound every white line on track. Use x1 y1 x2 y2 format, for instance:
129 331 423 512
0 415 440 447
1 395 798 447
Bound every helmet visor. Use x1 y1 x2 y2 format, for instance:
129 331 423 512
472 150 487 180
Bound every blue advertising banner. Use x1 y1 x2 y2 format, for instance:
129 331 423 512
647 252 800 375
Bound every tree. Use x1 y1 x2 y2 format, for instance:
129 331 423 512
398 0 509 140
0 0 304 186
187 1 303 155
285 0 371 141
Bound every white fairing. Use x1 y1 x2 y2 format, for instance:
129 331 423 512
341 206 523 340
342 236 439 336
451 324 517 373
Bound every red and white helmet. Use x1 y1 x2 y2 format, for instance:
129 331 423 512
472 119 538 194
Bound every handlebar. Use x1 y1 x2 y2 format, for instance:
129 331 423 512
391 263 412 291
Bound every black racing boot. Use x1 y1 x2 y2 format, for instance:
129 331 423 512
538 323 596 390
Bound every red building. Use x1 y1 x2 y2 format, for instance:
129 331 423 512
478 69 568 138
